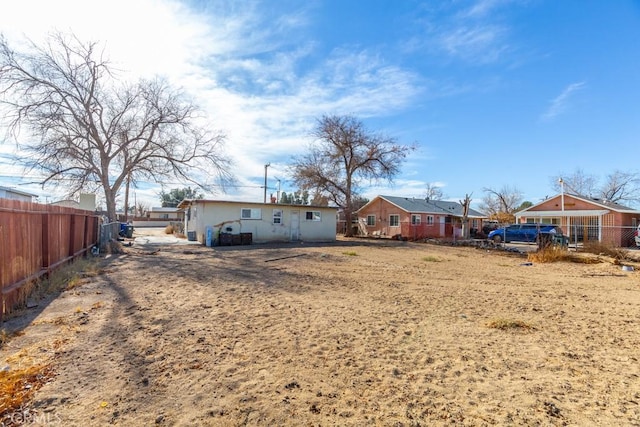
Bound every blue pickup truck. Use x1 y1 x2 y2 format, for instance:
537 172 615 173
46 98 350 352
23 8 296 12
488 224 566 244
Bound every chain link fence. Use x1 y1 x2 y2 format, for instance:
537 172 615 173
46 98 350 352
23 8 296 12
99 222 122 250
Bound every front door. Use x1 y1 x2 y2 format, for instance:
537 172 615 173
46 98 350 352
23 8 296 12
290 210 300 241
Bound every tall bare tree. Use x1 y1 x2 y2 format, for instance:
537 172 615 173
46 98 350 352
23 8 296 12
600 170 640 205
550 168 597 196
290 115 414 237
459 193 472 239
551 169 640 206
479 186 523 223
424 182 445 200
0 32 232 221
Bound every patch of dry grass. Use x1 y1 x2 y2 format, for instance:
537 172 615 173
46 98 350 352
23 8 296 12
528 247 571 263
581 241 629 263
45 258 102 293
0 364 55 421
486 318 536 331
342 251 358 256
528 247 605 264
0 330 25 350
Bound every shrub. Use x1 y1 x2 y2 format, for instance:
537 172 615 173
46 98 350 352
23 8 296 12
165 224 174 234
528 247 571 263
581 241 629 262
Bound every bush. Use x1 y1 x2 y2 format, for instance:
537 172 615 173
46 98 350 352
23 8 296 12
165 224 174 234
528 247 571 263
581 241 629 262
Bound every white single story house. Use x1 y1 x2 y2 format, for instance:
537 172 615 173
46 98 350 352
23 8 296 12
0 185 38 202
148 206 183 220
176 199 337 245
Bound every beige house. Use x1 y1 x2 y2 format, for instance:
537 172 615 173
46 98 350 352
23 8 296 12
148 207 183 220
176 199 337 245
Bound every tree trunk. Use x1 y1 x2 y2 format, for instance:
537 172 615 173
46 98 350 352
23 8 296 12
123 173 131 222
104 187 117 223
344 208 353 237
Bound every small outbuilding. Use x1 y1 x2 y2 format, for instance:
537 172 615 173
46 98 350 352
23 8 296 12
515 193 640 247
176 199 337 245
356 195 487 240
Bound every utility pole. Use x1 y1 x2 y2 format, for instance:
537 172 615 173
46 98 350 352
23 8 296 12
275 177 281 203
263 163 270 203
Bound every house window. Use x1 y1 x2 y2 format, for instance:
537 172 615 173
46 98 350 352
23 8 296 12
366 215 376 226
426 215 434 225
411 214 421 225
389 214 399 227
241 208 262 220
305 211 321 221
273 209 283 224
161 213 169 219
472 219 479 229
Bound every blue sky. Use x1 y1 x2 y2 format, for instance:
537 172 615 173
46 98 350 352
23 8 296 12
1 0 639 209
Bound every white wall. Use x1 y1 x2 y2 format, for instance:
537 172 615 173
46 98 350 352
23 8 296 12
0 188 34 202
186 201 336 244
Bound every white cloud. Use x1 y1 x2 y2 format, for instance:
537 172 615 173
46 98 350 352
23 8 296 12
540 81 586 122
0 0 423 207
438 25 509 63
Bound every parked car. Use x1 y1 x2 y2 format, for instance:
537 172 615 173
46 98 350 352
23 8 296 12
488 224 564 244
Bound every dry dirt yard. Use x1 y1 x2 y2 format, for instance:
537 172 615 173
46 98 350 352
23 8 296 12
2 230 640 426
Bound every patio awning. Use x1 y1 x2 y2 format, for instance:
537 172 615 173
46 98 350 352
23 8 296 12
516 209 610 219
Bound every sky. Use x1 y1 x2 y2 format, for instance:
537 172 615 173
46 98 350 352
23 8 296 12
1 0 639 210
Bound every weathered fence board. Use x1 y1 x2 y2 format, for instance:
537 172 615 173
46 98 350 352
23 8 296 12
0 199 98 321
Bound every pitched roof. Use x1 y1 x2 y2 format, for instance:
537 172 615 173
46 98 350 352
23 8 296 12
365 195 486 218
177 198 337 210
519 193 640 214
0 185 39 198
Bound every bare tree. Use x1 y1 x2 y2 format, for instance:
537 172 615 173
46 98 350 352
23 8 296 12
290 115 414 237
424 182 445 200
459 193 472 239
552 169 640 206
551 169 597 196
479 186 523 223
135 202 150 217
600 170 640 205
0 33 232 221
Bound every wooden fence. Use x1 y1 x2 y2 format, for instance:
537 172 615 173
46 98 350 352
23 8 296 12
0 198 99 322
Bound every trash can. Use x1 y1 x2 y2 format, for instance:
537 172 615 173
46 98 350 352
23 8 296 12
240 232 252 245
125 225 134 239
219 232 233 246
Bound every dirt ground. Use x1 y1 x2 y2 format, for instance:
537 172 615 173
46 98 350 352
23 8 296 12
1 229 640 426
